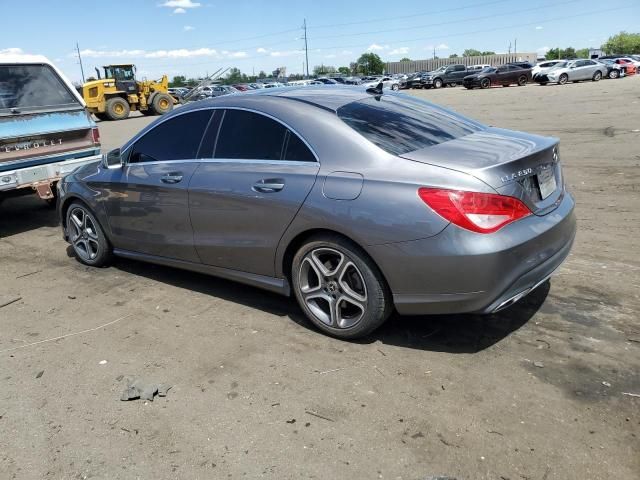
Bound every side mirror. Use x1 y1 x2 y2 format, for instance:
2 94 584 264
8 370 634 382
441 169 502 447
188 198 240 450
103 148 123 168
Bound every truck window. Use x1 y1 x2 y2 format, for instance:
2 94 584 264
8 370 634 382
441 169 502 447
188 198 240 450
0 64 81 114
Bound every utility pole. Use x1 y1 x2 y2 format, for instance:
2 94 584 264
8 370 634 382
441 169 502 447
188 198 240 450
508 41 512 54
303 18 310 78
514 38 517 56
433 46 436 59
76 42 85 83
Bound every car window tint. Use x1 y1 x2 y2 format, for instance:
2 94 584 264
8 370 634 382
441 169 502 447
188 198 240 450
215 109 287 160
284 131 316 162
129 110 212 163
337 95 482 156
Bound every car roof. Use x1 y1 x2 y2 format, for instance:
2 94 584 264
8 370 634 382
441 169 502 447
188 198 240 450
182 85 372 112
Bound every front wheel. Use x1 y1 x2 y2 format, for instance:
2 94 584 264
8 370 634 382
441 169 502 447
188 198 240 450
592 71 602 81
151 93 174 115
558 73 569 85
104 97 130 121
292 235 392 339
433 78 443 89
66 202 112 267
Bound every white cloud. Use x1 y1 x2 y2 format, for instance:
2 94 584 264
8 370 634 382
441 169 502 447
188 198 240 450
437 43 449 50
389 47 410 55
227 51 248 58
145 47 218 58
173 8 186 14
160 0 201 8
367 44 388 51
256 47 268 53
0 47 23 55
76 47 246 60
77 49 146 58
324 54 337 59
535 26 544 30
536 46 550 55
270 50 302 57
183 25 195 31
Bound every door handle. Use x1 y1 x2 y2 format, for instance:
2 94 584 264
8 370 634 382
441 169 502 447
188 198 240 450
252 178 285 193
161 172 183 184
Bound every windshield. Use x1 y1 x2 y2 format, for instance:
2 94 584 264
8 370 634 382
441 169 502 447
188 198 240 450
433 66 447 73
550 62 568 69
0 64 80 114
337 94 483 156
104 66 135 81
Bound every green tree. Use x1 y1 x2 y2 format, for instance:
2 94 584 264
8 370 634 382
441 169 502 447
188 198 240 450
313 65 336 76
258 70 267 79
399 57 412 62
356 52 385 75
224 67 244 85
480 51 496 55
337 66 351 75
575 48 589 58
448 53 459 59
462 49 482 57
602 31 640 54
169 75 186 87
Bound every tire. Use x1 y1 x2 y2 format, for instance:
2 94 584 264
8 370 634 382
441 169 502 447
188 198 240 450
291 234 392 340
151 93 173 115
433 78 443 89
558 73 569 85
423 85 432 89
480 78 490 89
609 69 619 79
539 82 548 86
517 75 527 86
464 85 473 89
66 202 112 267
391 83 399 91
592 71 602 82
105 97 130 121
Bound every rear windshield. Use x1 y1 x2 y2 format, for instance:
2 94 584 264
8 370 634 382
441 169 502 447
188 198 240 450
0 64 81 114
337 94 482 156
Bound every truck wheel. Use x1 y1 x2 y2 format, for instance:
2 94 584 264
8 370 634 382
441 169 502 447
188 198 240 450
151 93 174 115
105 97 130 121
433 78 443 89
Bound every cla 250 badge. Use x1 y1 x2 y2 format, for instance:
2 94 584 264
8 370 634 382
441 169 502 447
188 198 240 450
500 167 533 183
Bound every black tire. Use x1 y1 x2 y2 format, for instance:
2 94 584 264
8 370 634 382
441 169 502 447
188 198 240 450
65 202 112 267
609 69 619 79
592 71 602 82
539 82 548 86
423 85 432 89
517 75 527 86
433 78 443 89
480 78 490 89
291 234 392 340
105 97 130 121
558 73 569 85
391 83 399 91
151 93 173 115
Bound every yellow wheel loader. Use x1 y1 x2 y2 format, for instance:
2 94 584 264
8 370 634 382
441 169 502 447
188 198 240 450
81 64 174 121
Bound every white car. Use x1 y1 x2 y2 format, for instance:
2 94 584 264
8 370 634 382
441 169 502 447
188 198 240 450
363 76 401 91
532 59 566 78
539 59 607 85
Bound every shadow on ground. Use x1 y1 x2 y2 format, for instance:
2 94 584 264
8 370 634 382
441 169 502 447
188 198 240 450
109 255 548 354
0 196 58 237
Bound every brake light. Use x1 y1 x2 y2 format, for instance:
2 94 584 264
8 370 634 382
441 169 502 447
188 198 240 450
91 127 100 145
418 187 531 234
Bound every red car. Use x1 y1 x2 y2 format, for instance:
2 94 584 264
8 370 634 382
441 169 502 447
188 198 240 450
614 59 637 75
232 84 250 91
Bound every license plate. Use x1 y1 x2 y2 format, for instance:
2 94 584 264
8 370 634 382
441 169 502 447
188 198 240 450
20 166 49 183
537 168 557 199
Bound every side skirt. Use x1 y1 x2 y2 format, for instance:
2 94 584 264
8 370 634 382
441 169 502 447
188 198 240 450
113 249 291 296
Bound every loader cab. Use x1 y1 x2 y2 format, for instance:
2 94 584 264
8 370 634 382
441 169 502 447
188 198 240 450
103 64 137 94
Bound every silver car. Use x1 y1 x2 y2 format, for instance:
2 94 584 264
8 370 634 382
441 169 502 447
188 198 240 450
363 76 401 91
57 87 576 339
539 59 607 85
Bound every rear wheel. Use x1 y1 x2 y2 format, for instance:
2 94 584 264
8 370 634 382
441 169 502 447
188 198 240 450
592 71 602 81
292 235 392 340
66 202 112 267
558 73 569 85
480 78 490 89
433 78 443 89
104 97 130 121
151 93 173 115
517 75 527 86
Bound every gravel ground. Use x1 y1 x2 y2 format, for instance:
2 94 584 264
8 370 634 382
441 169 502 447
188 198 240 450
1 78 639 480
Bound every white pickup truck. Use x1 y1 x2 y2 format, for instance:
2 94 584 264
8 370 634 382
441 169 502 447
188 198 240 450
0 53 101 205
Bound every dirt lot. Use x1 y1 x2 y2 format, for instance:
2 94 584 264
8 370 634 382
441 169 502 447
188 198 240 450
1 78 639 480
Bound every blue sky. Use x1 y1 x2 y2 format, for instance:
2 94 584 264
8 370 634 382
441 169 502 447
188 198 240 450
2 0 638 82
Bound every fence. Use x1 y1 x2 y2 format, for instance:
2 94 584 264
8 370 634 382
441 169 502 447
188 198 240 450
385 53 538 74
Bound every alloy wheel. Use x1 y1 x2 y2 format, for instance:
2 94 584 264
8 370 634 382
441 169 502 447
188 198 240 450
298 247 367 329
68 206 101 261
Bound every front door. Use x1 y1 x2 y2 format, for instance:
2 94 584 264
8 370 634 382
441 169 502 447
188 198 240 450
189 109 319 276
102 109 213 262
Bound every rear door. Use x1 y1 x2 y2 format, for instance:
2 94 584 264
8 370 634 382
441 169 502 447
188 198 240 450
102 109 212 262
189 109 319 276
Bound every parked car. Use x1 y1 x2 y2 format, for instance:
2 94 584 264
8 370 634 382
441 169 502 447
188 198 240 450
422 64 470 88
463 65 530 89
531 60 566 79
507 61 534 70
315 78 339 85
468 64 491 72
406 72 427 88
57 86 575 339
535 59 607 85
232 84 250 91
597 59 625 79
363 76 401 91
0 53 101 205
613 58 637 75
195 85 239 99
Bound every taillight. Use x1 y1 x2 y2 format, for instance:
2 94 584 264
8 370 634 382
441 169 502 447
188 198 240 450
91 127 100 145
418 187 531 234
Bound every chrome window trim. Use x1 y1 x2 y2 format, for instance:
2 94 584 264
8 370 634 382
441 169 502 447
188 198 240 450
124 158 318 168
121 105 320 165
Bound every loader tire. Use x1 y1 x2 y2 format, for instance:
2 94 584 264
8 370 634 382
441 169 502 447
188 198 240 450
151 93 173 115
105 97 130 121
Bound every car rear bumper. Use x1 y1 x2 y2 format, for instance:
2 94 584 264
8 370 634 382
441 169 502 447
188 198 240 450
368 190 576 315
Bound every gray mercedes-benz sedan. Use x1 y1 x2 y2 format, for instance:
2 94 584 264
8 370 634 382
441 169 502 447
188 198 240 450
58 86 576 339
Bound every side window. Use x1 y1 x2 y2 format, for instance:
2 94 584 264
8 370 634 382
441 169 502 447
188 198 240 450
284 131 316 162
455 65 466 72
584 60 595 66
129 110 212 163
215 110 287 160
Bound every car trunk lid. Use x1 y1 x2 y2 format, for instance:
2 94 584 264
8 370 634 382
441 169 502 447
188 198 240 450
400 127 563 215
